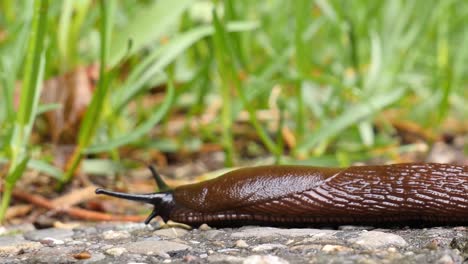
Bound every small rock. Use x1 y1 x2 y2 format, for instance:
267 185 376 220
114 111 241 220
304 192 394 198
203 230 225 240
289 244 322 251
124 240 191 255
231 227 335 239
387 247 397 253
102 230 131 240
153 227 188 239
321 244 352 253
206 254 244 263
115 222 149 232
155 251 171 259
40 237 64 246
235 239 249 248
425 238 442 250
450 237 468 256
252 243 287 252
212 241 225 247
243 255 289 264
348 231 408 249
218 248 240 253
338 225 374 231
105 247 127 256
27 246 76 263
183 254 198 262
24 228 74 241
199 224 212 231
436 254 454 264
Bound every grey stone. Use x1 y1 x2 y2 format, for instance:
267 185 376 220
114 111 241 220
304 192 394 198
235 239 249 248
153 227 189 238
348 231 408 249
199 223 212 231
102 230 131 240
28 246 77 263
0 222 466 263
123 240 191 255
243 255 289 264
115 222 151 232
206 254 244 263
231 227 336 239
203 229 225 240
252 243 287 252
39 237 65 246
0 235 42 257
217 248 240 253
321 244 352 253
23 228 74 241
105 247 127 256
435 254 454 264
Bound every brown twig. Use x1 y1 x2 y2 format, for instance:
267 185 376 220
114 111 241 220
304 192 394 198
3 186 145 222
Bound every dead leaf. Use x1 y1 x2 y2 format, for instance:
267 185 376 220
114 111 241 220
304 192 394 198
40 64 98 144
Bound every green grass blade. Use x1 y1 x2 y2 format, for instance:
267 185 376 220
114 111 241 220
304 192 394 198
85 80 176 153
298 88 406 153
0 0 48 222
61 0 114 185
109 0 195 66
113 21 259 111
28 159 63 179
77 0 113 147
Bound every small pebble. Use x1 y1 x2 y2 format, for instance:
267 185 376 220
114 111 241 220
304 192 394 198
153 228 188 239
252 243 287 252
199 224 211 231
322 244 351 253
425 239 441 250
102 230 131 240
40 237 64 246
243 255 289 264
348 231 408 249
235 239 249 248
183 254 198 262
436 254 454 264
105 247 127 256
387 247 397 253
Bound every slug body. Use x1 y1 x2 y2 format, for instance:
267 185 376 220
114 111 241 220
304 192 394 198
96 163 468 227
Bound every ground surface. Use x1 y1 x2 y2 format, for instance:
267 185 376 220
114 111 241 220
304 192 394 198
0 222 466 264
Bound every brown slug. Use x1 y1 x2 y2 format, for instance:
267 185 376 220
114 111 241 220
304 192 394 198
95 163 468 227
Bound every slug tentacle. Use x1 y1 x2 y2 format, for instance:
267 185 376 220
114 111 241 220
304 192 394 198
95 166 176 223
95 188 176 223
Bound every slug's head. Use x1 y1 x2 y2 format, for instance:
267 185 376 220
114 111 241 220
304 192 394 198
95 165 175 224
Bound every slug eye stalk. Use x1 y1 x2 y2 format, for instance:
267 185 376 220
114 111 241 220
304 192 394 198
95 166 175 224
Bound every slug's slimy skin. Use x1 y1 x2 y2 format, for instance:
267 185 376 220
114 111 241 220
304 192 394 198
95 163 468 227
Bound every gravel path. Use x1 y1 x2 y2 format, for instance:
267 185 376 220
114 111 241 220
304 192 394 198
0 223 466 263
